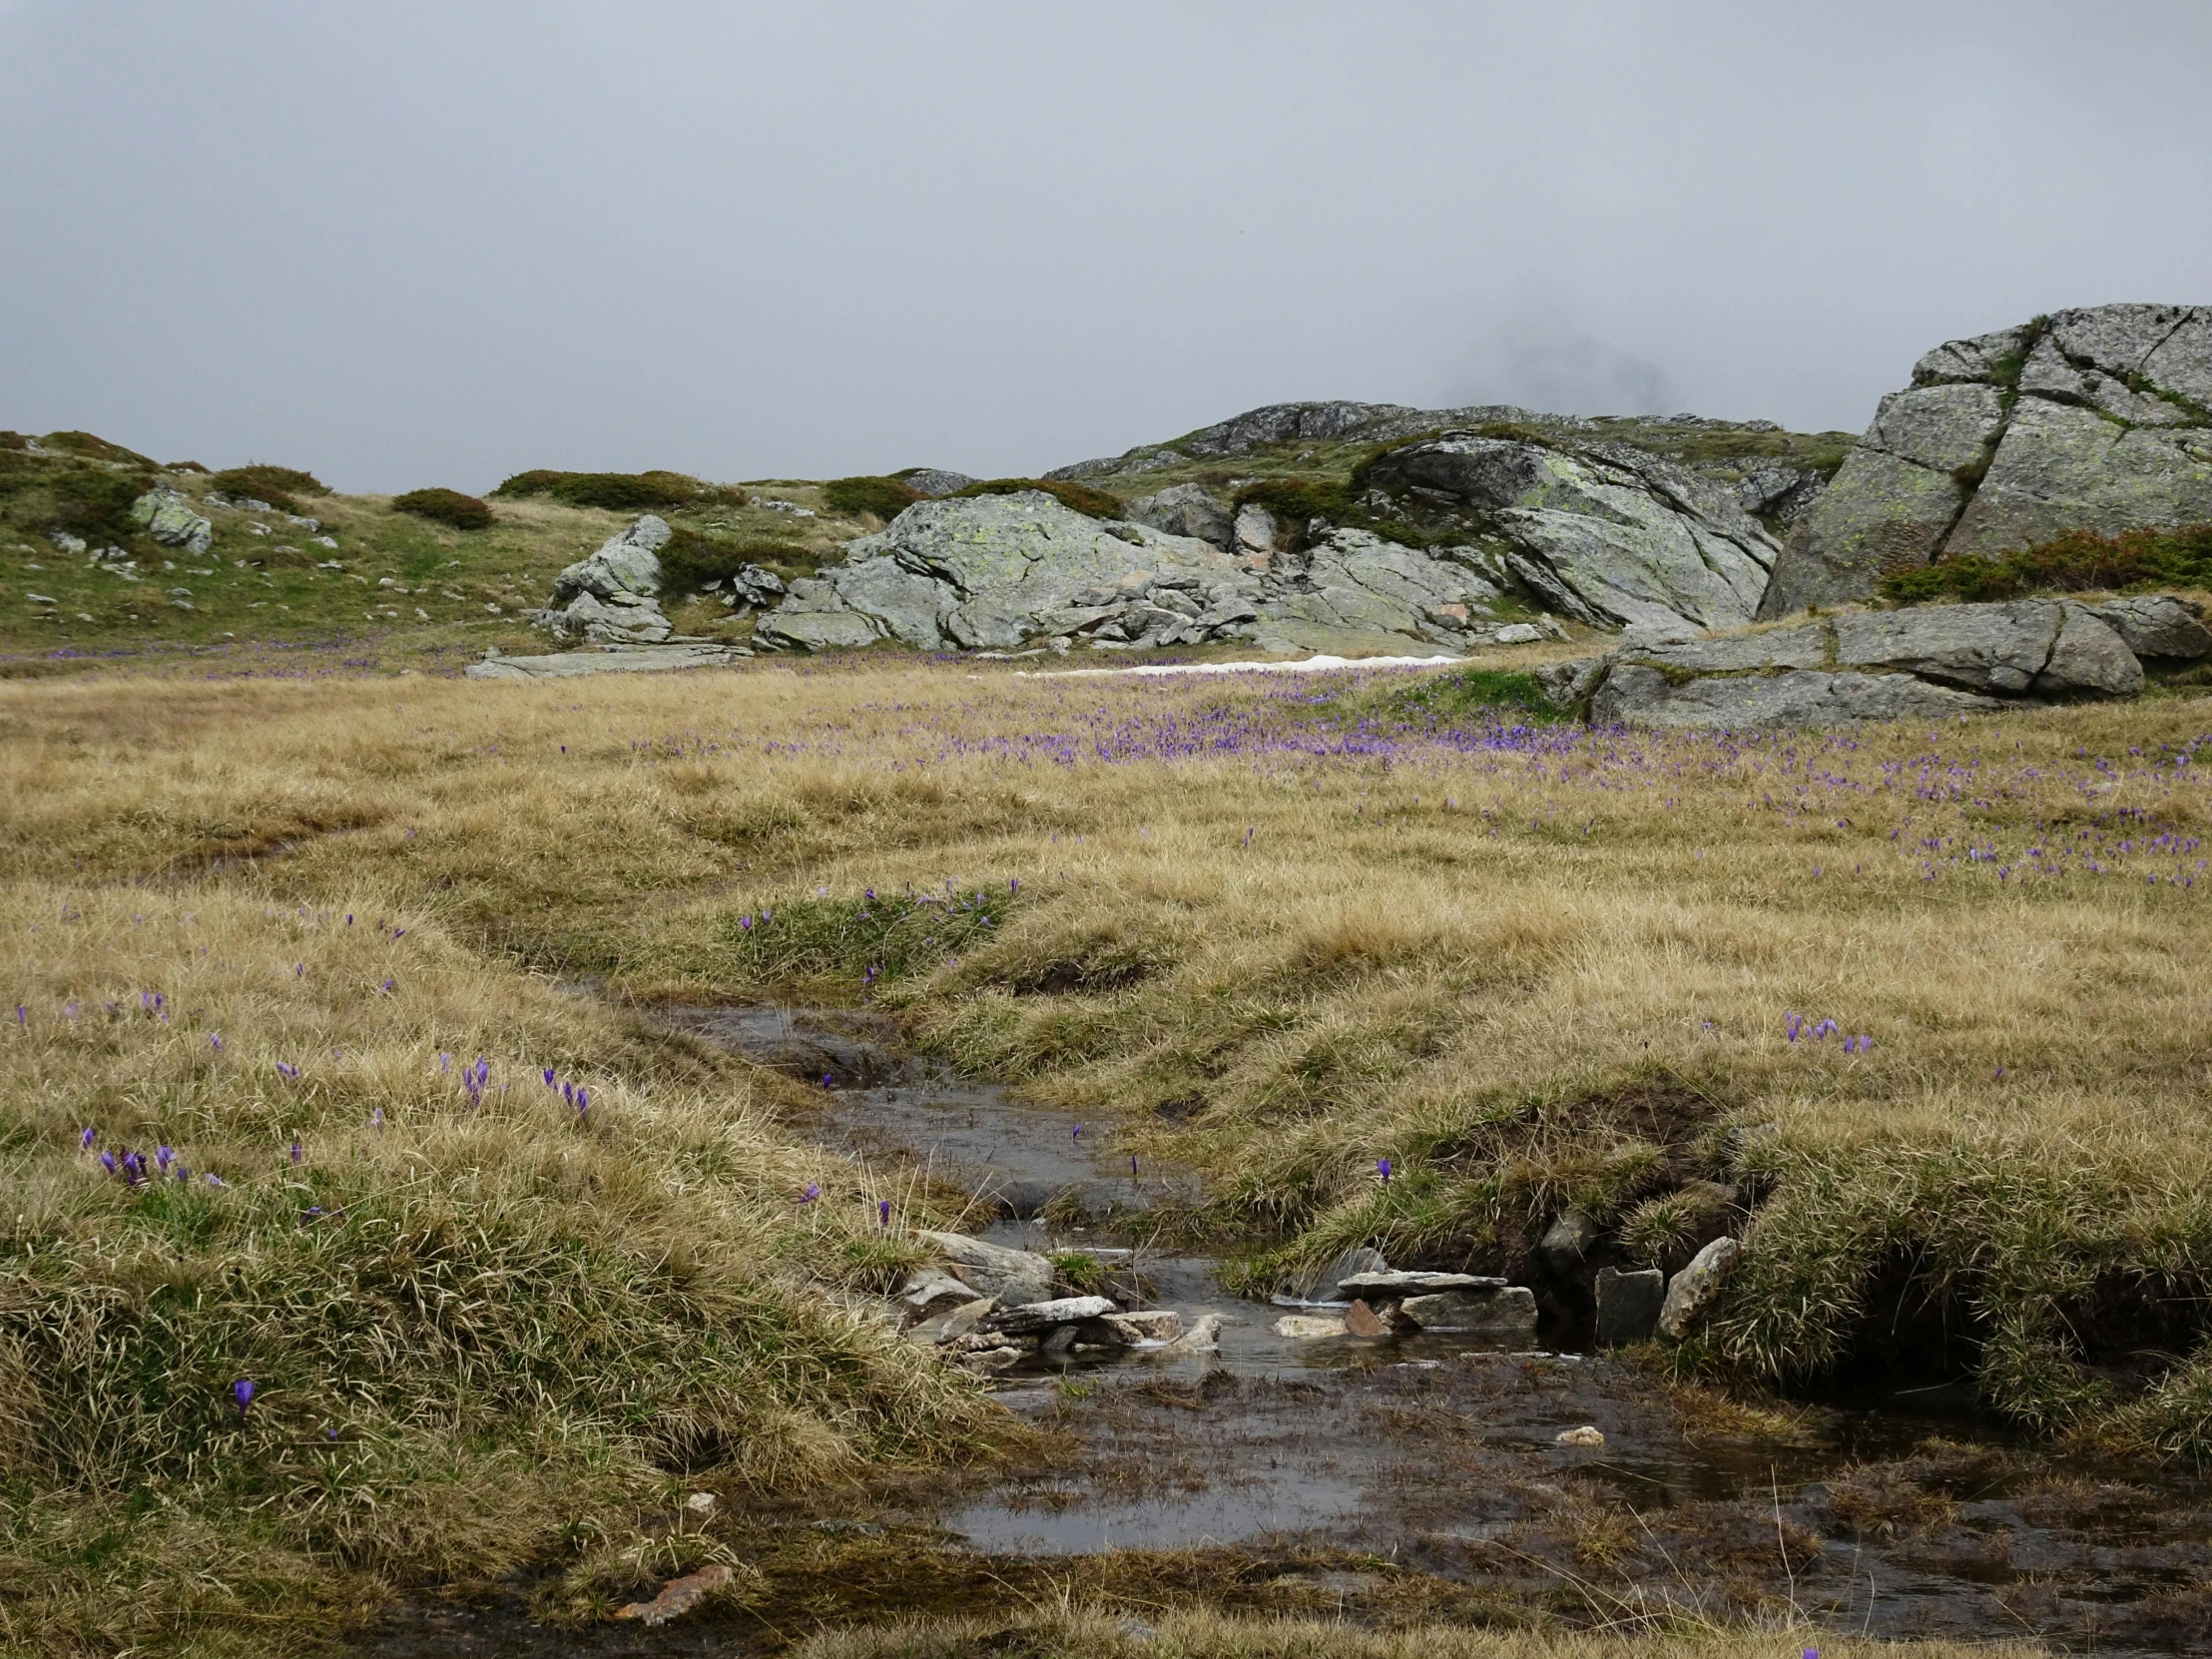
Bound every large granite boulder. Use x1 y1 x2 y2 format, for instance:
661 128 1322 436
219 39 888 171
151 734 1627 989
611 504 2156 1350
130 486 214 556
1127 482 1234 550
1559 596 2188 729
1256 526 1515 649
1763 304 2212 617
1358 433 1780 634
539 515 673 644
754 491 1263 652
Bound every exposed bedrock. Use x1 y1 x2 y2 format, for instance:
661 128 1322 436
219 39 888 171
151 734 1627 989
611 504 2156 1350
1762 303 2212 618
1546 594 2210 729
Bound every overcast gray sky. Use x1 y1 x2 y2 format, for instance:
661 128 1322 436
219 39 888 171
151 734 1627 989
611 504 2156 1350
4 2 2208 493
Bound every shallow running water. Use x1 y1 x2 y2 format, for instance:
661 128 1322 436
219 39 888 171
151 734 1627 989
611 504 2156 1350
652 1000 2212 1655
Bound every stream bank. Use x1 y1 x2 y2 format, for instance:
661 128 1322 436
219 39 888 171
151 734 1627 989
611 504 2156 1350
357 1003 2212 1656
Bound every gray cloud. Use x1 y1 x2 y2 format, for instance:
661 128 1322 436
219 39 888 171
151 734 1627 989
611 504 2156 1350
1 2 2208 492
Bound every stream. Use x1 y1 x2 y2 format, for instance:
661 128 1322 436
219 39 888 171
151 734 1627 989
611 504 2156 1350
647 1002 2212 1654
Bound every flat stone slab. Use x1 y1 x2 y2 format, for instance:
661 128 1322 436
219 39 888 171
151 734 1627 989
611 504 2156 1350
465 644 749 680
1336 1271 1510 1298
981 1295 1118 1335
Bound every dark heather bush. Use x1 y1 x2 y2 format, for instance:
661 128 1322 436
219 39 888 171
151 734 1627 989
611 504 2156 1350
211 465 329 512
490 470 710 510
391 488 494 530
824 475 925 520
949 477 1123 520
1882 524 2212 605
41 430 156 467
48 466 146 540
657 526 803 590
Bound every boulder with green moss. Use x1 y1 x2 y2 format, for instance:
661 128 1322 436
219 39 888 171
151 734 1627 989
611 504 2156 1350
1762 303 2212 617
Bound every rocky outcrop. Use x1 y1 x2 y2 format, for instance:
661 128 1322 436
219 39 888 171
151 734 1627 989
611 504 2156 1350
1358 432 1781 633
1128 482 1234 549
754 492 1262 653
130 486 213 556
1763 304 2212 616
896 468 976 498
537 515 674 644
1548 595 2203 729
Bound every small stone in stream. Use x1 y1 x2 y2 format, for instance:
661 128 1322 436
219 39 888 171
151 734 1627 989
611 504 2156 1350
1038 1325 1080 1363
917 1230 1056 1306
1659 1236 1742 1339
1540 1211 1599 1279
1396 1288 1538 1335
951 1330 1039 1354
1344 1299 1389 1340
1296 1244 1388 1303
1337 1270 1509 1297
1554 1424 1606 1447
959 1346 1024 1374
1159 1313 1223 1355
614 1562 734 1625
936 1297 996 1344
897 1267 979 1319
1276 1314 1348 1340
983 1295 1119 1335
1101 1310 1182 1343
1594 1266 1665 1346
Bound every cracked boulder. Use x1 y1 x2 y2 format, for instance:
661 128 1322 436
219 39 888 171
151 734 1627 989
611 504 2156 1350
754 490 1264 652
538 515 674 644
1763 304 2212 617
1569 597 2161 728
130 486 214 557
1358 432 1780 634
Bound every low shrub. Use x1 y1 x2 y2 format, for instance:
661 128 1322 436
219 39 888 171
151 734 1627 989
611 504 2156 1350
949 478 1124 520
490 470 737 512
824 475 925 520
41 430 156 467
48 466 147 541
1881 523 2212 605
211 464 328 512
1234 473 1448 551
391 488 494 531
658 527 805 592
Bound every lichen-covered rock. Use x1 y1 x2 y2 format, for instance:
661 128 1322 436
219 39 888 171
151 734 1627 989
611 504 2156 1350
1360 432 1779 633
2089 593 2212 660
1581 598 2145 726
756 491 1263 653
1128 482 1234 550
540 516 674 644
1765 304 2212 616
898 468 976 498
915 1229 1055 1307
1259 527 1504 646
1592 665 2001 729
130 486 213 556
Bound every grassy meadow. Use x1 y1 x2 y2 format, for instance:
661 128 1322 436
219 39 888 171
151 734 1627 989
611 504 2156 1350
6 638 2212 1649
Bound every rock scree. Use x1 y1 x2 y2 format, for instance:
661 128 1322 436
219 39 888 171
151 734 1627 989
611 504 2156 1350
1763 302 2212 616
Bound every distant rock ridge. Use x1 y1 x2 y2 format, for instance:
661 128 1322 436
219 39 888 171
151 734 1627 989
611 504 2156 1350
1762 303 2212 617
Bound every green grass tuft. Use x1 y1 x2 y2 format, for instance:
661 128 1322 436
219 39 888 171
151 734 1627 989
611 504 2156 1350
1381 668 1562 726
950 478 1125 520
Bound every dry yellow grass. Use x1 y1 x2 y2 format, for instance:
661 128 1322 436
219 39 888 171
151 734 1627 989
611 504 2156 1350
4 653 2212 1648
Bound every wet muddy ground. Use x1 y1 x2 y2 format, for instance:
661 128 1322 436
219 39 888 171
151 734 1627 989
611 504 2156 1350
355 1005 2212 1655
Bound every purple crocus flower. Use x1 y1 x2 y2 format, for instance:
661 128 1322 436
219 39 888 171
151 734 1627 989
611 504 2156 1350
210 1032 223 1051
276 1061 299 1079
100 1150 117 1176
1072 1124 1083 1142
80 1127 96 1151
289 1140 302 1166
381 978 394 994
543 1067 557 1088
14 1005 22 1027
371 1107 384 1130
157 1145 174 1173
574 1088 588 1124
294 963 304 977
205 1173 227 1188
1377 1157 1393 1184
878 1200 891 1227
1130 1153 1139 1178
234 1379 254 1416
62 1001 78 1018
798 1183 821 1205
